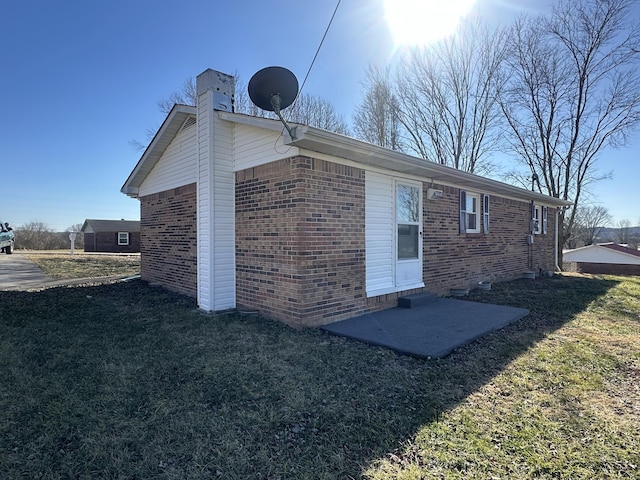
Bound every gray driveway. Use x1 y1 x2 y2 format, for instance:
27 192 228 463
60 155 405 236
0 253 56 290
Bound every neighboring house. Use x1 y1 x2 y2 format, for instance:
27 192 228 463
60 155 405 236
121 68 571 327
563 243 640 275
81 219 141 253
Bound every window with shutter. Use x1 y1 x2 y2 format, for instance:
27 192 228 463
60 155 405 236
532 205 547 235
460 190 481 234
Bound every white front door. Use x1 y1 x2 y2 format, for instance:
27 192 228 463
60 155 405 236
395 181 423 287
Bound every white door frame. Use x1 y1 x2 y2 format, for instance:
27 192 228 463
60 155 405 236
395 179 423 288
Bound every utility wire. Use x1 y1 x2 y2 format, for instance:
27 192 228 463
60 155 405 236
297 0 342 99
277 0 340 147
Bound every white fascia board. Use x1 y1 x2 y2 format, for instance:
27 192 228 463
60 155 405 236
289 126 573 208
121 104 196 198
218 111 572 207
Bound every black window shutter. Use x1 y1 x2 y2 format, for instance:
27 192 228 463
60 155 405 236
459 190 467 234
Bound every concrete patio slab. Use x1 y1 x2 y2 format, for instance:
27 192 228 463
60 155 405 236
321 298 530 358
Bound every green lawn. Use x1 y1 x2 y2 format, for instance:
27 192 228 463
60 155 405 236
0 273 638 479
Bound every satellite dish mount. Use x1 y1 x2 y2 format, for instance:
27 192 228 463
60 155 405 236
248 66 299 140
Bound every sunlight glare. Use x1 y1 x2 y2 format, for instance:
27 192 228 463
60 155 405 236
384 0 477 46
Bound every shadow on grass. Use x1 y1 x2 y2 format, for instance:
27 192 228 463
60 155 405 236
0 275 619 479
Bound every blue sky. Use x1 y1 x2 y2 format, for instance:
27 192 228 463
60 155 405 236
1 0 638 231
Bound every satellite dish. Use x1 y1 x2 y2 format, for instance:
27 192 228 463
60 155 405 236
248 66 299 113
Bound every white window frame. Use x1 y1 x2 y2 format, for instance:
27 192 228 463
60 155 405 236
532 205 548 235
460 190 481 234
118 231 130 245
396 182 421 260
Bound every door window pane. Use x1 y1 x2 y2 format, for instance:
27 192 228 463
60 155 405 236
397 185 420 222
398 224 419 259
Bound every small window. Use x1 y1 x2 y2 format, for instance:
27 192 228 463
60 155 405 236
460 190 481 234
118 232 130 245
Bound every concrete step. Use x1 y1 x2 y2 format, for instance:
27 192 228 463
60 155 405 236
398 292 439 308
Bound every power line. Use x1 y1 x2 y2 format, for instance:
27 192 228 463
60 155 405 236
297 0 342 98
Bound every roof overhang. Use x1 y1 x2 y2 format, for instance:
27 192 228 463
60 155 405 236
563 243 640 264
121 104 196 198
125 108 572 209
219 113 572 208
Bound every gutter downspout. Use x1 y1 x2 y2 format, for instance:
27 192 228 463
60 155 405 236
555 208 560 272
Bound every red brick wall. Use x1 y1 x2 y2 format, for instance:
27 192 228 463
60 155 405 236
136 158 557 324
139 183 197 297
236 162 557 326
236 156 382 327
424 184 556 293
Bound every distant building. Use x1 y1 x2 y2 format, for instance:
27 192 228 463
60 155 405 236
81 219 140 253
563 242 640 275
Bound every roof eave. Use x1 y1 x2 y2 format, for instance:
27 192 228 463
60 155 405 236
121 104 196 198
288 126 572 207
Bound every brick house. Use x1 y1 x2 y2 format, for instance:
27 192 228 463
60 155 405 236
121 68 571 327
81 219 141 253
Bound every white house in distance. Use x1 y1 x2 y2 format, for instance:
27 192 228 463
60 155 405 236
563 243 640 275
121 68 571 327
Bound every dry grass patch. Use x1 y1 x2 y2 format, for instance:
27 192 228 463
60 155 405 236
25 252 140 279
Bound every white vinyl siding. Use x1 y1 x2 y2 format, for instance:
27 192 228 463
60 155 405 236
366 172 395 296
212 115 236 307
137 120 197 197
233 123 300 171
197 90 236 311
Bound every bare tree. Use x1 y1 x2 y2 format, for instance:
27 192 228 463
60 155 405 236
14 221 65 250
285 93 350 135
143 73 349 144
129 77 197 150
158 76 198 115
66 223 85 250
394 18 508 174
569 205 612 247
352 65 402 150
617 218 632 244
500 0 640 253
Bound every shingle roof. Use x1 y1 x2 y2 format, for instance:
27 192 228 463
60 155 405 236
81 219 140 233
599 242 640 258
